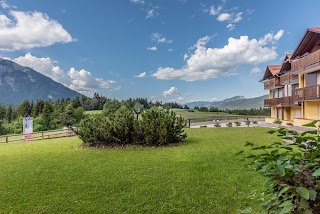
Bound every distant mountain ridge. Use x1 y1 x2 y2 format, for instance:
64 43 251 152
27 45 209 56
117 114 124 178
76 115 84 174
185 95 268 110
0 58 82 105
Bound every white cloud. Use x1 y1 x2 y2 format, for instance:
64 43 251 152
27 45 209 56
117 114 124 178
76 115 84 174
151 33 173 44
217 13 231 21
163 87 178 96
209 5 222 15
250 67 261 75
177 97 184 101
1 0 10 9
168 48 174 52
193 35 212 48
152 31 282 81
216 11 243 30
273 29 284 41
130 0 145 4
146 9 155 19
135 72 146 78
13 53 70 86
226 23 235 30
147 46 157 51
0 10 73 51
11 53 117 96
68 68 116 96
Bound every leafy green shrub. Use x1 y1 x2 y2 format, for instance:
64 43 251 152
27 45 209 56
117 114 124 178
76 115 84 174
188 109 195 112
238 128 320 213
273 118 282 126
74 114 111 147
109 106 135 145
253 121 258 125
136 107 186 146
75 106 186 147
226 122 232 127
200 125 207 128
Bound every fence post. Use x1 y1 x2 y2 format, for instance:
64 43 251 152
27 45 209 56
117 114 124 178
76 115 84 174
6 136 8 143
41 132 44 140
188 119 191 128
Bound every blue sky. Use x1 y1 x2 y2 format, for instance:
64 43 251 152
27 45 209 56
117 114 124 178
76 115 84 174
0 0 320 103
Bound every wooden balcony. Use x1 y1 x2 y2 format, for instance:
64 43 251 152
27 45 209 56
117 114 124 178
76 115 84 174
281 96 294 107
293 85 320 102
291 49 320 73
264 77 282 90
280 72 299 85
264 98 282 107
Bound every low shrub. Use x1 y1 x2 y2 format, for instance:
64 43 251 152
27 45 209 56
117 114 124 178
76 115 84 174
200 125 207 128
226 122 232 127
188 109 194 112
273 118 282 127
253 121 258 125
237 128 320 213
75 107 187 147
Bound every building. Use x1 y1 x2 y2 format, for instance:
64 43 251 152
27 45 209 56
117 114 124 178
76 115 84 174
261 28 320 126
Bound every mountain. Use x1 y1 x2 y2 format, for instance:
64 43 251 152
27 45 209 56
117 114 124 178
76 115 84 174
185 96 245 109
185 95 268 110
0 58 82 105
216 95 268 109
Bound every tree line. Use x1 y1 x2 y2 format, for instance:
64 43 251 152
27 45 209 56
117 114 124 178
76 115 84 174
0 93 187 135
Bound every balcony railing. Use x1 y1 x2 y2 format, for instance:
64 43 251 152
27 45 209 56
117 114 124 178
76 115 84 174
264 96 297 107
280 72 299 85
264 77 282 90
291 50 320 73
264 98 282 107
293 85 320 102
282 96 294 107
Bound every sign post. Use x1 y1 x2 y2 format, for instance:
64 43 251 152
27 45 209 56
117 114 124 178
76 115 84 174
23 117 33 141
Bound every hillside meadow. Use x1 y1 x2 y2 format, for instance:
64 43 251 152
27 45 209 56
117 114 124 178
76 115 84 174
0 127 280 213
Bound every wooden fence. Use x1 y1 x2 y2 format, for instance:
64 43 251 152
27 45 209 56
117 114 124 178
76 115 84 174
0 128 75 144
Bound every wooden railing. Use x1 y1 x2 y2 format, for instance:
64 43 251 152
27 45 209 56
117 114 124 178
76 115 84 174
264 77 281 90
264 98 282 107
282 96 294 106
293 85 320 102
264 97 297 107
291 50 320 73
0 128 75 143
280 72 299 85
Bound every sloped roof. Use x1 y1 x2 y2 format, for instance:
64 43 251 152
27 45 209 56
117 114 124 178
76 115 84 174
280 53 292 73
260 65 281 82
268 65 282 76
291 27 320 59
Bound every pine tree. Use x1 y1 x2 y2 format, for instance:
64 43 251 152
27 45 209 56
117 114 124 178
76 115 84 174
61 104 75 127
0 105 5 121
6 105 13 123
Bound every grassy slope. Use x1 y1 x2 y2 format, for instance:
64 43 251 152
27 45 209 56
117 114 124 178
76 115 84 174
0 127 279 213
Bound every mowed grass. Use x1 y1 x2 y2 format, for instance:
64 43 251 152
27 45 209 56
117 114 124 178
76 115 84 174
172 108 264 122
0 127 279 213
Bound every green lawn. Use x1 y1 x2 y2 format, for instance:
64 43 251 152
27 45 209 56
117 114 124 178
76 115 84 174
172 109 266 122
0 127 279 213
